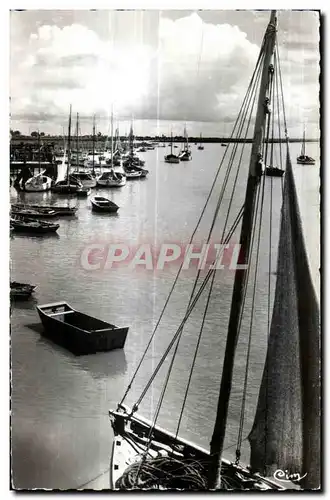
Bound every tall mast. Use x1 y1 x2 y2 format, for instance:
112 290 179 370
92 115 95 176
208 11 277 489
67 105 72 185
302 128 306 157
110 109 114 169
171 130 173 155
76 112 79 172
38 131 41 174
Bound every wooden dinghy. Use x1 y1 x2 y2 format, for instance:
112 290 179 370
91 196 119 213
11 206 59 219
10 281 37 300
11 203 78 216
37 301 129 355
265 166 284 177
10 217 60 234
76 187 91 197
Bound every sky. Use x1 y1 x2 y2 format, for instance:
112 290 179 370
9 9 320 138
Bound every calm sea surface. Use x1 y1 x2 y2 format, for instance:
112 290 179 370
10 142 320 489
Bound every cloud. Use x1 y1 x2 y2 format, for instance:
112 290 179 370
10 11 320 137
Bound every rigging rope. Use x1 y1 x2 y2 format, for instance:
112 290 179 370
118 40 266 410
172 52 265 442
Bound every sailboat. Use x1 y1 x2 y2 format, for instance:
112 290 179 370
109 11 320 491
71 113 96 188
178 125 192 161
197 133 204 150
164 131 180 164
20 133 53 192
52 106 83 194
123 124 147 178
297 128 315 165
97 112 127 187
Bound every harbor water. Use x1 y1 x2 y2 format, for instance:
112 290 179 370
10 142 320 489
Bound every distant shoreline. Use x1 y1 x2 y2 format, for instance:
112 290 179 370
10 135 318 145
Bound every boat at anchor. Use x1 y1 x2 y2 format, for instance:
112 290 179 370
37 301 129 355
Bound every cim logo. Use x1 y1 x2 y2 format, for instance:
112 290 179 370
80 242 248 272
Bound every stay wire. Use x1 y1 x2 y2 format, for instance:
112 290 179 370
119 40 266 410
236 49 277 459
133 206 245 484
172 56 264 440
174 205 245 440
134 205 245 412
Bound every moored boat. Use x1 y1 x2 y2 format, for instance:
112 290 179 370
70 172 97 188
11 206 59 219
123 167 142 179
97 170 127 187
76 187 91 197
37 301 129 355
265 166 284 177
10 281 37 300
52 179 83 194
178 126 192 161
165 131 180 163
91 196 119 213
21 173 53 192
11 217 60 234
11 203 77 216
197 133 204 150
297 129 315 165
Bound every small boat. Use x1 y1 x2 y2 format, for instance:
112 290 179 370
70 172 97 188
10 217 60 234
76 187 91 197
123 156 145 167
11 203 77 216
179 151 191 161
221 143 227 147
11 206 59 219
10 281 37 300
52 179 83 194
37 301 129 355
297 129 315 165
21 173 53 192
265 166 284 177
197 133 204 150
164 153 180 164
178 126 192 161
97 170 127 187
53 106 84 194
91 196 119 213
123 167 142 179
165 132 180 163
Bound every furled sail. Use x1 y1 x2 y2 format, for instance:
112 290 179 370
248 144 320 489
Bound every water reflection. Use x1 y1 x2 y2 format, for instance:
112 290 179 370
11 232 60 240
10 296 38 310
35 334 128 380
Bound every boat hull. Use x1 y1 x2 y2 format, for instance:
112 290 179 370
11 203 77 216
265 167 284 177
11 219 60 233
21 175 53 192
296 158 315 165
97 179 126 187
37 302 128 355
109 405 283 491
91 201 119 213
10 282 36 300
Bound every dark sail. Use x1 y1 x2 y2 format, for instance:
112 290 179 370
248 144 320 489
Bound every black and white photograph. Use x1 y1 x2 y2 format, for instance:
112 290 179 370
8 7 321 491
